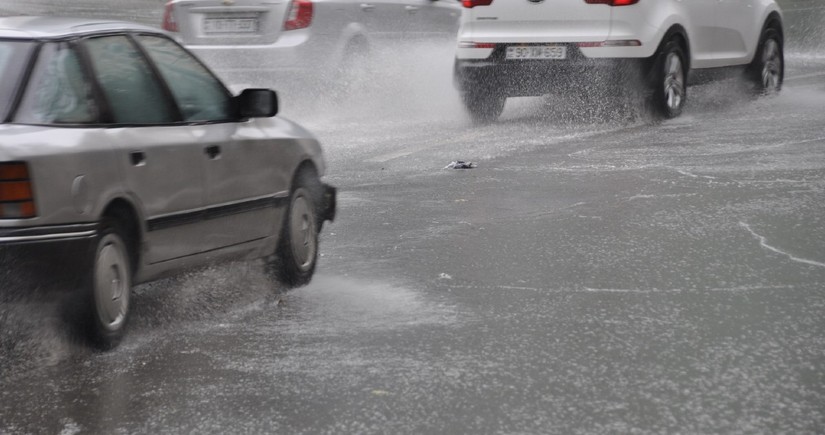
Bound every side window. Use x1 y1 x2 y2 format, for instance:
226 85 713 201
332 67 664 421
84 35 176 125
136 35 233 122
15 42 99 124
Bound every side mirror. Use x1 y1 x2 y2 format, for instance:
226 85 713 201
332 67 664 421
235 89 278 118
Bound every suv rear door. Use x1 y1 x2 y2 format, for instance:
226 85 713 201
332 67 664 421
716 0 762 64
464 0 611 43
172 0 288 46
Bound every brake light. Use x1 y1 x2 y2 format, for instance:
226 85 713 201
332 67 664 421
162 1 178 32
462 0 494 8
0 162 37 219
284 0 313 31
584 0 639 5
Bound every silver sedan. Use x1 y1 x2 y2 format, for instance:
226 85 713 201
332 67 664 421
0 16 336 349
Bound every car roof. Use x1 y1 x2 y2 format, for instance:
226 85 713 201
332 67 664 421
0 16 163 39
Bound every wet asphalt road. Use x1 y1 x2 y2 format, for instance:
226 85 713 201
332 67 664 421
2 60 824 433
2 2 825 434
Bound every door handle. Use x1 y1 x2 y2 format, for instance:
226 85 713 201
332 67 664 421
405 5 419 13
129 151 146 166
205 145 221 159
360 3 375 11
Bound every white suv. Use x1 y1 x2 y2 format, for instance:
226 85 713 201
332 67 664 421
454 0 785 122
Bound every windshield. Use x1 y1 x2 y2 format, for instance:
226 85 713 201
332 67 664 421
0 40 34 122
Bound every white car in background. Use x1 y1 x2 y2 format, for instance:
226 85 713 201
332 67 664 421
454 0 785 122
163 0 461 83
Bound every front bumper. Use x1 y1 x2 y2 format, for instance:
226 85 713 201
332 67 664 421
455 45 647 97
0 223 97 297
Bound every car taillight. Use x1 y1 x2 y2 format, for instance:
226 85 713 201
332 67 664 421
0 162 37 219
584 0 639 5
162 1 178 32
462 0 494 8
284 0 313 31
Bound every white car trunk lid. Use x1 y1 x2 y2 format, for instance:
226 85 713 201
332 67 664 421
465 0 612 43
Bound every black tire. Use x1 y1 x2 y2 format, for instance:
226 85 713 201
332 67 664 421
269 170 322 287
648 38 688 119
461 90 506 124
80 219 133 350
748 26 784 95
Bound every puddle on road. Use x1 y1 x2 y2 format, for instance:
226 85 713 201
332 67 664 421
274 275 457 336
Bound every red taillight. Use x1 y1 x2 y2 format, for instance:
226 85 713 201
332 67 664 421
462 0 494 8
162 1 178 32
0 162 37 219
584 0 639 5
284 0 313 31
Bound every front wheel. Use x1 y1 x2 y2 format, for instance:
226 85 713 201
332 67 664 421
649 39 687 119
81 220 133 350
269 173 321 287
748 27 784 95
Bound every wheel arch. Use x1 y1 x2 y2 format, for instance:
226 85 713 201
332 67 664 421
657 24 691 72
754 11 785 64
290 159 320 192
763 11 784 37
99 198 142 275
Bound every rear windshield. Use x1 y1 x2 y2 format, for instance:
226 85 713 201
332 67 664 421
0 40 34 122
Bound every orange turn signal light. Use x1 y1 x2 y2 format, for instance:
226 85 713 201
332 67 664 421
0 162 37 219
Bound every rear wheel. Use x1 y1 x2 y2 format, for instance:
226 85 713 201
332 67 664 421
748 26 784 95
461 90 506 124
81 220 132 350
649 38 687 119
269 170 322 287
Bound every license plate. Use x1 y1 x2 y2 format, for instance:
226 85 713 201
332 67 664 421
203 16 260 34
505 45 567 60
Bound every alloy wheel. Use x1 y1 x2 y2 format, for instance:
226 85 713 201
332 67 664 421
761 38 782 92
93 234 130 332
289 193 317 272
663 52 685 112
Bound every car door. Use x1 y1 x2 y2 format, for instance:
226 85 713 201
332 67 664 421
137 35 283 252
83 34 208 264
715 0 762 64
677 0 719 68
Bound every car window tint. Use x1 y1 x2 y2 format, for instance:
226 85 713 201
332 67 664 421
136 35 232 122
0 40 34 122
84 35 176 125
14 42 98 125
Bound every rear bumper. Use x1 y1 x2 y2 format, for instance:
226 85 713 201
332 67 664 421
455 45 647 97
0 223 97 297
